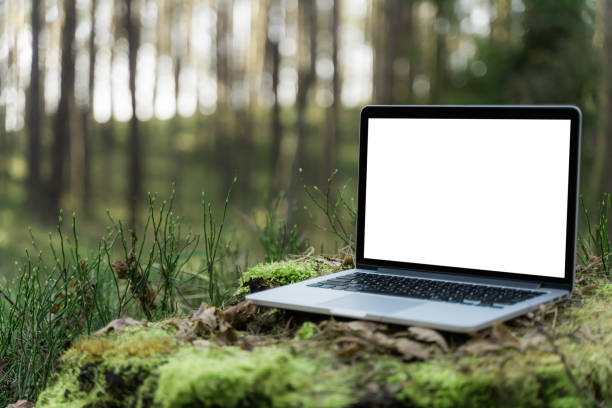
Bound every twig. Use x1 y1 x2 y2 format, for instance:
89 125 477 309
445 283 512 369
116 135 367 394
536 324 602 408
0 288 18 310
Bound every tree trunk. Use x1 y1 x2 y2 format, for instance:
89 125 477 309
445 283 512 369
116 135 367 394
81 0 97 214
373 1 402 104
604 0 612 197
126 0 141 229
291 0 316 190
49 0 77 218
321 0 341 185
431 2 450 104
27 0 43 213
269 25 282 194
0 75 5 188
215 0 234 190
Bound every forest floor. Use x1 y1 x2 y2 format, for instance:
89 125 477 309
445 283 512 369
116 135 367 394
25 256 612 407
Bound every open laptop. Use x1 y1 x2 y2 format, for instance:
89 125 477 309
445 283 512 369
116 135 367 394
247 105 581 332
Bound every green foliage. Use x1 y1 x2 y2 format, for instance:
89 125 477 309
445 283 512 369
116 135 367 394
301 169 356 252
579 193 611 273
200 177 237 307
0 182 238 406
258 193 304 263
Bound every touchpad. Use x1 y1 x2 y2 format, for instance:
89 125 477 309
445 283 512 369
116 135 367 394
318 294 424 315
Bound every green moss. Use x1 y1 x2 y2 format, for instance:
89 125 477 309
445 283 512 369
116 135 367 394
234 259 338 298
294 321 317 340
36 277 612 408
153 346 355 408
37 328 177 408
393 362 497 408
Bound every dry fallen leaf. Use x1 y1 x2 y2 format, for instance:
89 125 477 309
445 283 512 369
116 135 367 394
188 302 207 320
95 317 146 335
334 321 428 360
408 327 448 351
6 400 34 408
223 300 258 329
520 329 548 350
393 338 429 360
345 321 387 334
215 325 238 346
192 307 219 333
492 321 520 348
459 322 520 355
459 339 502 355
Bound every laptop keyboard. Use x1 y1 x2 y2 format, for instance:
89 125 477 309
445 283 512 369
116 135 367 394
307 272 545 308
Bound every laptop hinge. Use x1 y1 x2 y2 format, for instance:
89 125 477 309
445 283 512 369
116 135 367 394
376 267 543 289
541 281 572 291
356 263 378 270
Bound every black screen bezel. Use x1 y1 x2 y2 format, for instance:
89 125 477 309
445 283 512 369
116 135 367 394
356 105 581 288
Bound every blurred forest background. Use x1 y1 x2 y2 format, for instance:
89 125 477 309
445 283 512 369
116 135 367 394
1 0 611 274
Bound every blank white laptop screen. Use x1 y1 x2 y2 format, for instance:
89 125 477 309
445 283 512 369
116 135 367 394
363 118 571 278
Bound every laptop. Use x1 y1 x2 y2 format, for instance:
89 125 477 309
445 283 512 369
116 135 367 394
247 105 581 332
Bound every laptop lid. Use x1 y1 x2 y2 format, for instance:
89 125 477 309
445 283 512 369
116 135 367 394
356 106 581 289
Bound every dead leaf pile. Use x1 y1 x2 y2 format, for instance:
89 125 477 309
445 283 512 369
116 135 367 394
459 321 520 355
325 321 435 361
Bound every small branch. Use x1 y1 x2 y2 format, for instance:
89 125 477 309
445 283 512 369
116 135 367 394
0 288 18 310
536 324 602 408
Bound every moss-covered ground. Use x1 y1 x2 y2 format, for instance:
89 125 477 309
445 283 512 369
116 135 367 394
35 258 612 407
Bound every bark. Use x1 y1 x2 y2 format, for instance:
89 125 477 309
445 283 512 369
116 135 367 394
321 0 341 186
291 0 317 190
49 0 77 218
126 0 141 229
405 3 415 104
80 0 97 214
269 27 282 194
27 0 43 212
604 0 612 196
431 2 450 104
0 75 5 188
373 1 402 104
215 0 234 189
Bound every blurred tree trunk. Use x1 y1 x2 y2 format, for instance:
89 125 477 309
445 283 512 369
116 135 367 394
27 0 42 212
171 1 186 199
49 0 77 218
431 1 451 104
291 0 316 191
80 0 97 214
268 0 282 195
373 0 402 104
588 0 609 202
215 0 234 189
243 1 268 194
604 0 612 196
125 0 141 229
405 3 415 104
0 76 5 188
321 0 340 185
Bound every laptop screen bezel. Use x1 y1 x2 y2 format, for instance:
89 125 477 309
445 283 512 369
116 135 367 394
356 105 581 288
